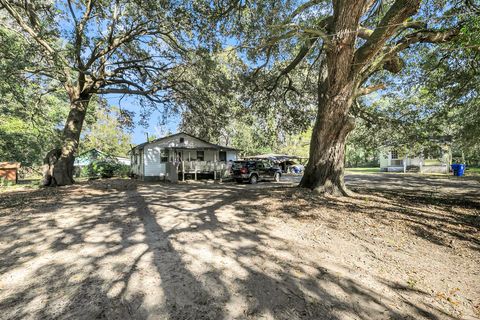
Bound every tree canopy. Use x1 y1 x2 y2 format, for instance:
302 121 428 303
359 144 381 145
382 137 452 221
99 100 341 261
1 0 479 189
0 0 222 185
79 103 133 157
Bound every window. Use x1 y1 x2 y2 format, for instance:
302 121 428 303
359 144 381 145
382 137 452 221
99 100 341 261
391 150 399 159
179 137 185 143
219 151 227 162
160 149 168 162
197 151 204 161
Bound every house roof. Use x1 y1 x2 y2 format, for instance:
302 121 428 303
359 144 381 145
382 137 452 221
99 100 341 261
0 162 21 169
131 132 239 152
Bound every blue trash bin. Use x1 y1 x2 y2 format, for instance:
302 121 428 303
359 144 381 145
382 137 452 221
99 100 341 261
451 164 465 176
451 164 458 175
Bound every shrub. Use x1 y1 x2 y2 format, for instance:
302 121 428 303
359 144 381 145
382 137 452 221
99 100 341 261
115 164 130 177
83 160 130 179
0 177 14 187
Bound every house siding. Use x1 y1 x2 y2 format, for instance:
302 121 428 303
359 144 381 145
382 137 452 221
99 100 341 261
379 152 389 168
379 150 450 173
143 144 167 177
130 150 143 176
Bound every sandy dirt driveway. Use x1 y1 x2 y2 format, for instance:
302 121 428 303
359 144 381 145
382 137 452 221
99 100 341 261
0 173 479 320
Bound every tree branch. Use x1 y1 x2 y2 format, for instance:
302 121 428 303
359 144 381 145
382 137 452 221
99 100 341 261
263 17 332 91
0 0 56 55
354 0 421 71
358 20 426 40
95 88 169 103
0 0 72 83
355 83 385 97
74 0 95 69
283 0 324 25
67 0 78 25
364 27 461 78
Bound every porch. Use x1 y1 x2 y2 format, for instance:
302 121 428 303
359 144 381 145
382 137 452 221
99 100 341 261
163 148 232 181
381 157 449 174
176 160 230 181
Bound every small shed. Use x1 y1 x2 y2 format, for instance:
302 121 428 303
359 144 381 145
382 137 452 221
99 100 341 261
0 162 21 184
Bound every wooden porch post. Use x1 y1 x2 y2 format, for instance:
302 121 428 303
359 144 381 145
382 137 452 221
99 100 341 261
213 151 217 180
182 161 185 181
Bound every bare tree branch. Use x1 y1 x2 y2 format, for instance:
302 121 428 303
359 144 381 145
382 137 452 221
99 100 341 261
355 83 385 97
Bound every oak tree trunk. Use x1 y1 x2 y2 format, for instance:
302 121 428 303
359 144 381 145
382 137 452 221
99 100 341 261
299 91 356 196
299 1 365 196
43 93 90 186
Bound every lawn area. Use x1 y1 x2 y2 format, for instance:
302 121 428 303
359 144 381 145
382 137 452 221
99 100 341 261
0 174 478 319
467 167 480 175
345 167 380 173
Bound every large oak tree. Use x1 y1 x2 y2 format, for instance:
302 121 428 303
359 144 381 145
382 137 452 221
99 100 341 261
0 0 204 186
219 0 474 195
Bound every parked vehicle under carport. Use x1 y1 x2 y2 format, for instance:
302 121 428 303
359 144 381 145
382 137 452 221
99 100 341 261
231 160 282 184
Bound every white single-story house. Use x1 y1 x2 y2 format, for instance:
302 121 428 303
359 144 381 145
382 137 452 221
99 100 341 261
130 132 239 181
379 149 451 173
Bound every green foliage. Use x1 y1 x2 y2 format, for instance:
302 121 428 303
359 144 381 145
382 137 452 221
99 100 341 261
178 47 315 157
83 160 130 179
0 177 15 187
346 9 480 167
177 49 246 142
2 0 479 173
79 104 133 157
277 128 312 158
201 0 479 178
0 26 68 166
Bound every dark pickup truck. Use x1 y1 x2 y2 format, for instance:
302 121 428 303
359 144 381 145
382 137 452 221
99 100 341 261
231 160 282 184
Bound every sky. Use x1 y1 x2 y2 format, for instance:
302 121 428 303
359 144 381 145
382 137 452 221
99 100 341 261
105 95 181 145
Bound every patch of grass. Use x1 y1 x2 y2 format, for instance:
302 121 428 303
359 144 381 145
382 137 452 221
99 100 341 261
345 167 380 173
0 179 16 187
466 167 480 175
0 179 41 193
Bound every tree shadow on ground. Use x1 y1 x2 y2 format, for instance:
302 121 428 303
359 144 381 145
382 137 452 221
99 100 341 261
0 178 476 319
269 185 479 252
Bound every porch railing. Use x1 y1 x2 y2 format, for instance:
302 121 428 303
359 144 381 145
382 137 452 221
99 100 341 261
178 161 227 173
